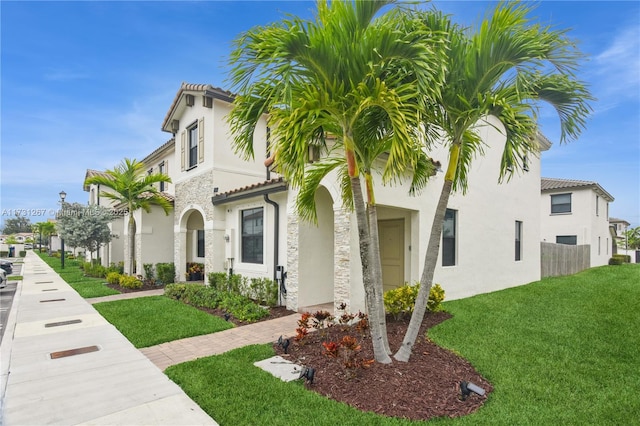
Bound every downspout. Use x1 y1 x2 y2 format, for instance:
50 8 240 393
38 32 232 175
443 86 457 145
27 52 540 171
265 127 285 301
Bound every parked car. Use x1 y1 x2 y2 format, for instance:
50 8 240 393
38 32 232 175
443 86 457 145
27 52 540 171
0 269 7 289
24 243 33 250
0 259 13 275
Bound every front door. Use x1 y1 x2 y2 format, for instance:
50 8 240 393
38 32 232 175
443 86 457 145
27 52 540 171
378 219 405 292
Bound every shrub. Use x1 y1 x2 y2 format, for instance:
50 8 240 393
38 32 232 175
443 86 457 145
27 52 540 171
0 251 7 257
207 273 278 306
383 282 446 320
83 263 107 278
19 250 26 257
208 272 229 291
119 274 143 289
156 262 176 284
609 254 631 265
143 263 155 281
106 262 125 274
106 272 121 285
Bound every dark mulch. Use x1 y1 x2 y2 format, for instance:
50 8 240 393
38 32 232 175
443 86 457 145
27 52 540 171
273 312 493 422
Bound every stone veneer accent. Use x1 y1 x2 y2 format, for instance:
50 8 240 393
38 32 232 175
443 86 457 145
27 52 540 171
174 169 218 280
333 207 351 312
285 206 352 313
285 214 299 311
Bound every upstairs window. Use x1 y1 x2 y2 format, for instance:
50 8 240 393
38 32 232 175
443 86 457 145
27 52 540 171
158 161 166 192
188 124 198 168
442 209 457 266
551 193 571 214
241 207 263 264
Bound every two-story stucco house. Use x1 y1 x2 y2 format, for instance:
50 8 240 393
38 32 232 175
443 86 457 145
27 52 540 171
83 81 553 313
540 178 614 267
156 82 551 312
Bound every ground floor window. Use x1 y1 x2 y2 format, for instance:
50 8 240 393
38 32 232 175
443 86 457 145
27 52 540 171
241 207 263 264
515 221 523 261
442 208 457 266
556 235 577 245
197 230 205 258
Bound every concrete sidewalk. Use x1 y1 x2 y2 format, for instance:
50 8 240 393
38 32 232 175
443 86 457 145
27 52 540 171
0 252 218 425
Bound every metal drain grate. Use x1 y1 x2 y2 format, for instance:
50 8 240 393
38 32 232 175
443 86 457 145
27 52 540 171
50 345 99 359
45 319 82 328
42 289 58 292
36 281 54 284
40 299 66 303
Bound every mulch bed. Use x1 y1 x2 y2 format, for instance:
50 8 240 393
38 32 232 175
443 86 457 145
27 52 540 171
107 281 491 420
273 312 493 422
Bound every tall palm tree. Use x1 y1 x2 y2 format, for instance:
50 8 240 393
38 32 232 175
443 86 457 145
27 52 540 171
394 2 594 362
33 221 56 253
227 0 446 363
84 158 172 275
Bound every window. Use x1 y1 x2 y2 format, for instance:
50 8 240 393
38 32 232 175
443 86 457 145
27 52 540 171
515 221 523 261
442 209 457 266
596 195 599 216
188 123 198 168
241 207 263 264
598 236 601 255
158 161 166 192
197 230 205 258
551 193 571 214
556 235 577 245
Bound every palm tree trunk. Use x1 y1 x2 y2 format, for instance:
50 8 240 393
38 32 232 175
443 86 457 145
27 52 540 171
127 214 135 276
394 179 453 361
351 176 392 364
367 202 391 355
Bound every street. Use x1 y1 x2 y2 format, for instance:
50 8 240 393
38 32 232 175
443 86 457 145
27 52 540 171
0 262 21 344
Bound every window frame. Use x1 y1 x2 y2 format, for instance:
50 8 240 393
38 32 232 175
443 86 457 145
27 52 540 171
550 193 572 214
442 208 457 267
158 161 166 192
515 220 523 261
241 207 264 264
556 235 577 245
197 229 205 258
188 123 198 169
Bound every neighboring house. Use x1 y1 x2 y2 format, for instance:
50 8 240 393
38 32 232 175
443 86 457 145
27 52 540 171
83 81 552 313
84 139 176 274
609 217 630 249
540 178 614 267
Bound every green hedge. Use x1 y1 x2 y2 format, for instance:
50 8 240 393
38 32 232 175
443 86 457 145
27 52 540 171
207 272 278 306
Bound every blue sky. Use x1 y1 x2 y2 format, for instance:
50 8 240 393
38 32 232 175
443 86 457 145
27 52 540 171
1 1 639 229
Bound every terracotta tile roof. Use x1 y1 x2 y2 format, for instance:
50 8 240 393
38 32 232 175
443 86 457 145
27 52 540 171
141 138 175 164
541 177 614 201
212 177 287 205
161 82 235 132
83 169 112 191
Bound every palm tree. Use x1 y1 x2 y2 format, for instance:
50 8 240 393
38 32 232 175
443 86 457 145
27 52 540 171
394 2 594 362
33 221 56 253
227 0 446 363
84 158 172 275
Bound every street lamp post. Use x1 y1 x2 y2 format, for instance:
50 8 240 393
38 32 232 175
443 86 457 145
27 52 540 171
59 190 66 269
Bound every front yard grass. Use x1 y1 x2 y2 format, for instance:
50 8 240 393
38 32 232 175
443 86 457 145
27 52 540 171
166 264 640 425
37 252 120 298
93 296 234 348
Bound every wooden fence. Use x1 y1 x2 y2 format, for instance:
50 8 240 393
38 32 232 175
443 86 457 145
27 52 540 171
540 242 590 278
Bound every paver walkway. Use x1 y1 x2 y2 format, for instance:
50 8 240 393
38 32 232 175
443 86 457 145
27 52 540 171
87 287 301 371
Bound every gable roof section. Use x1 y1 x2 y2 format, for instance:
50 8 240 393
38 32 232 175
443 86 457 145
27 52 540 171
83 169 111 192
541 177 614 201
161 82 235 133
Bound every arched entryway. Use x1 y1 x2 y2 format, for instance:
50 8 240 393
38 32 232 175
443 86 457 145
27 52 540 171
178 208 206 281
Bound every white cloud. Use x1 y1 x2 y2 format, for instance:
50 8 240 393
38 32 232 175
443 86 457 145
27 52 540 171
593 24 640 100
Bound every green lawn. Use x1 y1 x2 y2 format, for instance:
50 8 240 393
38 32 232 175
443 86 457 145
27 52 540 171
36 252 120 298
166 264 640 425
93 296 235 348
